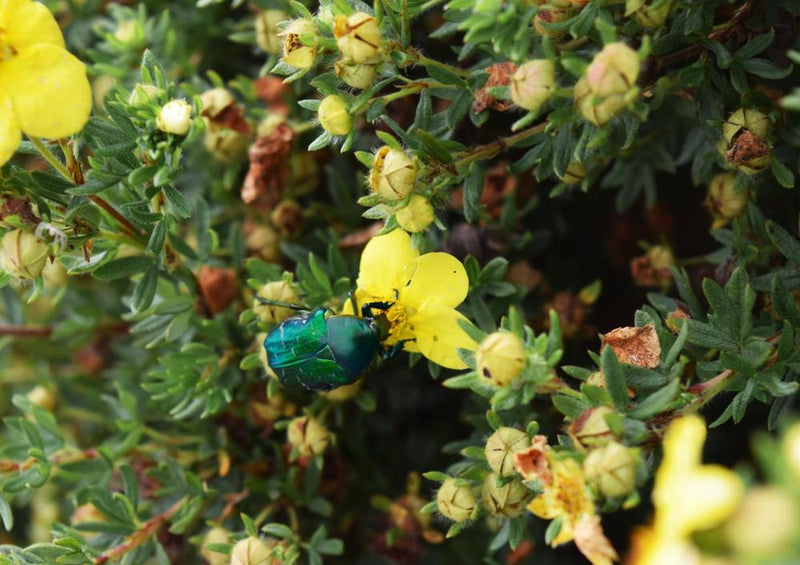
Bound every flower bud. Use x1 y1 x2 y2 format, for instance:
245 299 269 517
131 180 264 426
200 88 235 119
318 95 352 136
320 379 362 402
287 416 331 457
27 385 56 411
533 8 569 38
575 43 640 126
369 146 417 201
335 61 377 90
583 441 637 498
559 161 586 185
510 60 555 112
783 422 800 477
271 200 305 237
1 230 49 280
476 332 526 386
395 195 435 233
334 12 382 65
706 173 748 228
204 126 249 163
568 407 615 450
156 99 193 135
485 427 531 477
127 83 160 107
625 0 672 27
481 474 532 517
281 19 317 70
114 20 143 44
42 259 67 286
718 108 772 174
230 537 272 565
436 478 477 523
253 280 300 325
630 245 674 289
244 221 281 262
256 10 287 54
200 526 230 565
725 487 800 558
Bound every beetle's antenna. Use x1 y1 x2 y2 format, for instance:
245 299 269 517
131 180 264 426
256 297 308 311
348 292 358 316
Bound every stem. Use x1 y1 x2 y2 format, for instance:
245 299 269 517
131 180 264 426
0 325 53 337
454 121 549 168
94 497 187 565
683 369 734 412
29 137 72 181
402 47 471 77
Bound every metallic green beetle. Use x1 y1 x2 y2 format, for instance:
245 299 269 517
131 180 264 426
261 298 402 391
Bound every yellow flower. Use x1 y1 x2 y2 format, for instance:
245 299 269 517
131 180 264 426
628 415 744 565
348 229 476 369
0 0 92 165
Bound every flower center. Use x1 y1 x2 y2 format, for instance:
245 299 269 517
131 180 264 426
381 300 416 346
0 28 16 62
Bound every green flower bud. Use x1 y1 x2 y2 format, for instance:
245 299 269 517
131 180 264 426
625 0 672 27
369 146 417 201
318 95 352 136
201 526 230 565
256 10 287 54
1 229 49 280
718 108 772 174
575 43 640 126
559 161 586 185
395 195 435 233
335 61 377 90
281 19 317 70
706 173 748 228
253 281 300 325
127 83 160 106
568 407 615 450
476 332 526 386
230 537 272 565
510 60 555 111
485 427 531 477
334 12 382 64
27 385 56 411
114 20 143 45
287 416 331 457
481 473 532 517
156 99 192 135
436 478 477 523
583 441 637 497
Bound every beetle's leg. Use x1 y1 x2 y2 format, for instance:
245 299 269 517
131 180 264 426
348 291 359 316
381 339 413 360
255 297 308 311
361 300 393 319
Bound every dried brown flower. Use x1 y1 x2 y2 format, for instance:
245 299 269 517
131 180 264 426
241 123 295 209
474 62 517 113
197 265 238 314
602 324 661 368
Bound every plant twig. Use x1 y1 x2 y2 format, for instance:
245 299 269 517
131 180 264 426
0 325 53 337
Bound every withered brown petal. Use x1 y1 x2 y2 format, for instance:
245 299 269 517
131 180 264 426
601 324 661 368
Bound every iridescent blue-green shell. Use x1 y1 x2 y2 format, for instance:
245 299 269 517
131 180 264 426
263 308 381 391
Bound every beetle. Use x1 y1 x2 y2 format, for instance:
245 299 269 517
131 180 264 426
260 297 403 391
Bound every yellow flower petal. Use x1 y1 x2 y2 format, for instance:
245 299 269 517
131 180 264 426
656 465 743 537
0 44 91 139
409 303 476 369
573 515 618 565
397 252 469 309
1 0 65 51
356 229 419 299
0 92 21 166
655 414 705 490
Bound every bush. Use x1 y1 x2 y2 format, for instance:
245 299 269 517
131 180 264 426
2 0 800 563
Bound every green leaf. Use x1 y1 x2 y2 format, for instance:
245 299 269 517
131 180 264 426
0 495 12 531
771 276 800 328
766 220 800 263
317 539 344 555
552 394 588 418
627 379 679 420
685 320 738 350
417 130 454 163
734 29 775 60
544 517 563 545
163 185 192 218
131 266 158 312
463 165 483 222
600 346 629 409
740 58 793 79
93 256 153 281
772 159 795 188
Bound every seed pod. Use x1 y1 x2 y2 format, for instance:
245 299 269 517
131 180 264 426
281 19 317 70
200 526 230 565
253 280 300 325
230 537 272 565
481 473 532 517
510 60 555 111
318 95 352 136
395 195 435 233
583 441 637 497
156 99 193 135
436 478 477 523
287 416 331 457
0 229 49 280
625 0 672 27
256 10 287 54
718 108 772 174
334 12 382 64
476 332 526 386
369 146 417 201
485 427 531 477
705 173 748 228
